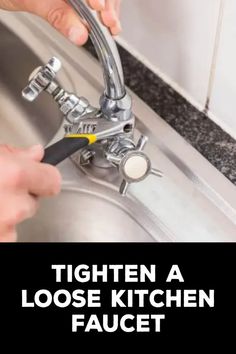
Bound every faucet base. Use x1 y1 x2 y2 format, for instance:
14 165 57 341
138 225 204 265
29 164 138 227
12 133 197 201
100 92 133 122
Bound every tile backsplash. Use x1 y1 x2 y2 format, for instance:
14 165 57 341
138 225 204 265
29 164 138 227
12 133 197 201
120 0 236 139
210 0 236 137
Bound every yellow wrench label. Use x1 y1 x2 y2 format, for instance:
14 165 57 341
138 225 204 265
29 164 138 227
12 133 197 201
65 134 97 145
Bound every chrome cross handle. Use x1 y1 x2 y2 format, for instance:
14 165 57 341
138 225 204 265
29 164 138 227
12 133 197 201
106 135 163 196
22 58 96 124
22 57 61 102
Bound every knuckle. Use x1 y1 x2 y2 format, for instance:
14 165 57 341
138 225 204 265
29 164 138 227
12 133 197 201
46 166 62 196
10 208 26 225
101 12 116 27
10 200 37 225
47 7 67 30
0 157 25 189
88 0 102 10
9 164 24 189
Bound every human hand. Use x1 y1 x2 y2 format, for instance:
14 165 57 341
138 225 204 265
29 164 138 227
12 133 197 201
0 0 121 45
0 144 61 242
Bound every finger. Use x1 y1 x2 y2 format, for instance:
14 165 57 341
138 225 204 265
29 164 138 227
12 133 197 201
23 0 89 45
23 162 62 197
86 0 105 11
100 0 121 33
14 145 44 162
110 21 122 36
113 0 121 17
0 144 44 162
0 227 17 243
0 193 38 226
22 145 45 162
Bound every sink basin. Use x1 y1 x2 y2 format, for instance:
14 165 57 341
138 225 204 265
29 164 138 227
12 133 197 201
1 12 236 242
17 157 163 242
0 22 62 147
18 187 155 242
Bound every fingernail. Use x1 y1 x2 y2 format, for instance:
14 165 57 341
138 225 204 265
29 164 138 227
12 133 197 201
68 26 86 45
98 0 105 9
111 20 122 35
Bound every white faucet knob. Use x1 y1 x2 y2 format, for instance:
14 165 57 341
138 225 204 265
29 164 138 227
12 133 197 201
107 135 163 196
120 151 151 183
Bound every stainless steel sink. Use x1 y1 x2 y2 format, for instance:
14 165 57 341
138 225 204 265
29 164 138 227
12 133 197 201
19 187 156 242
0 12 236 242
0 23 62 148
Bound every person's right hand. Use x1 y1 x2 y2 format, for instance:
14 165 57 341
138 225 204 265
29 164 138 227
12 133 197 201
0 144 61 242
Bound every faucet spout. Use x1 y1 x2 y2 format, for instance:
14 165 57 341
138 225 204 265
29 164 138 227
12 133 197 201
68 0 126 100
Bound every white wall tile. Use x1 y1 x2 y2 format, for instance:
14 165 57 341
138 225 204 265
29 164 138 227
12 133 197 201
210 0 236 137
120 0 221 107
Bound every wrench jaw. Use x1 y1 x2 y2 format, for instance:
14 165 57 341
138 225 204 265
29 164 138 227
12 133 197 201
64 113 136 169
64 113 136 143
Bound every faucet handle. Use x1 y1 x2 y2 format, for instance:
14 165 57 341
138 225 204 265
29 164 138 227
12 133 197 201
107 135 163 196
22 57 96 124
22 57 62 102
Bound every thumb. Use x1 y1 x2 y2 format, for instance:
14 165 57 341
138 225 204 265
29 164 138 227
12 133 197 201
23 0 89 45
0 144 44 162
23 145 45 162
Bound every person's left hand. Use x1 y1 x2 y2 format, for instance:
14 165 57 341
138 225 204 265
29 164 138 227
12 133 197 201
0 0 121 45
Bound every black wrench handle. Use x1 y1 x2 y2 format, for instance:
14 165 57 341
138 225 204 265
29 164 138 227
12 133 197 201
42 134 97 166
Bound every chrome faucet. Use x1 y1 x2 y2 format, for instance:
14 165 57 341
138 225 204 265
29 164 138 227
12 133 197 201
69 0 126 99
22 0 162 195
69 0 132 122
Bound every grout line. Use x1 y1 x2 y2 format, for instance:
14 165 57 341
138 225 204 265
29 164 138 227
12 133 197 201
205 0 226 112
